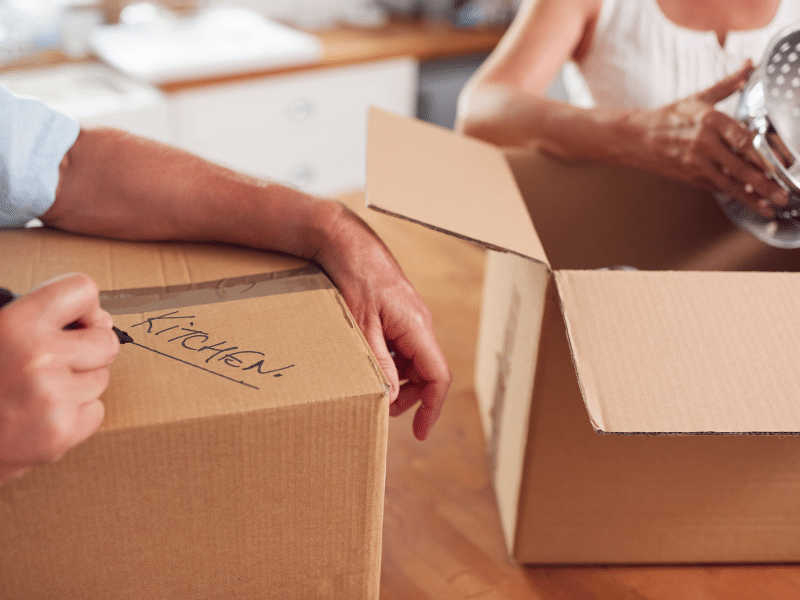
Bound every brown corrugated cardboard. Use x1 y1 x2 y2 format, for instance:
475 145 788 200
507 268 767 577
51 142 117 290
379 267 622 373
0 228 389 598
366 107 800 563
557 270 800 434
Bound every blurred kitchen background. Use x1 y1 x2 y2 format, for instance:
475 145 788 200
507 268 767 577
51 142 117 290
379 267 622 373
0 0 528 197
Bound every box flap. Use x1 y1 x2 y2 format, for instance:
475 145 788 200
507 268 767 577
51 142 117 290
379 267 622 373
556 270 800 434
366 108 548 265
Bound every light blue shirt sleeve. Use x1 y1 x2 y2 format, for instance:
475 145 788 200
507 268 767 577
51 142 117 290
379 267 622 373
0 84 80 228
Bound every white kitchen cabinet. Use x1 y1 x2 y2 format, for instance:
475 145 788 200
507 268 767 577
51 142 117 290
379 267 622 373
169 57 419 195
0 64 171 144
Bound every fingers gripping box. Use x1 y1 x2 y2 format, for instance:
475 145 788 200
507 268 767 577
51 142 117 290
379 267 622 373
367 107 800 564
0 230 389 598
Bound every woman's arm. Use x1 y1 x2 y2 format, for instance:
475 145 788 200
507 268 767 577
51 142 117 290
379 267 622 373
457 0 788 215
457 0 602 153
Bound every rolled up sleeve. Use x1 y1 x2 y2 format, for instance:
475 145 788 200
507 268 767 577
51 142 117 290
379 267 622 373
0 85 80 228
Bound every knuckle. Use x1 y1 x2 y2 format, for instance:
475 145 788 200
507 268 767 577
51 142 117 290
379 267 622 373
45 273 99 315
16 354 49 394
22 348 57 379
419 301 434 323
36 411 73 461
731 133 751 151
69 272 98 293
679 151 699 169
23 366 60 403
72 275 100 309
414 304 434 330
700 110 718 128
722 124 736 141
443 369 454 387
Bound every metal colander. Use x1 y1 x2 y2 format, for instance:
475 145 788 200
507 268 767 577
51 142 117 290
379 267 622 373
719 24 800 247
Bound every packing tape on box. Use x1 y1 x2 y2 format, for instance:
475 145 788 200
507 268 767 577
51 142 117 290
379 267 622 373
100 264 331 315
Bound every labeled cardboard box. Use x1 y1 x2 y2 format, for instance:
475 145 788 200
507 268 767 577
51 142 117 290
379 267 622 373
0 229 389 598
367 108 800 564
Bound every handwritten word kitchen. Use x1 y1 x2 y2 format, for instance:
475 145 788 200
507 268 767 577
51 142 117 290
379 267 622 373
130 310 294 382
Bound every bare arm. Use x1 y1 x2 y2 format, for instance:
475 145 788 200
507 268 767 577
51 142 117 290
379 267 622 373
42 128 451 440
457 0 788 214
46 128 337 256
457 0 602 154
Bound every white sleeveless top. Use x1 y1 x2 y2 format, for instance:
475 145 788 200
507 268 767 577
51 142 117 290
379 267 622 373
573 0 800 111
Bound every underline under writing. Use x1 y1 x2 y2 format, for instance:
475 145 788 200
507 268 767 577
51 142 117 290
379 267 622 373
131 342 293 390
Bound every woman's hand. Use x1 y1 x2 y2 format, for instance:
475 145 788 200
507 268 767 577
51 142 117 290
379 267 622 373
621 62 789 217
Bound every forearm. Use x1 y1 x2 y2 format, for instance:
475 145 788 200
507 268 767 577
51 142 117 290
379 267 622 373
457 81 636 166
43 127 341 262
40 127 451 440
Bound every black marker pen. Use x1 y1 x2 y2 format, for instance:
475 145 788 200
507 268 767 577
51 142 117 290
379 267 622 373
0 287 133 344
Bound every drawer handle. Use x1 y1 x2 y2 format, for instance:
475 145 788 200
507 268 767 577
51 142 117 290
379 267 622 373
287 99 314 121
288 164 315 187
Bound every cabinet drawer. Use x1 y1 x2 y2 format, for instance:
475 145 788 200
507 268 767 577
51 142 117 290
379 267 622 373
0 64 173 144
172 57 418 144
169 57 418 194
182 118 366 195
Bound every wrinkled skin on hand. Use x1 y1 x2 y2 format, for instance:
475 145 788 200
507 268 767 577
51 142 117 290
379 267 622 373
623 61 789 217
0 273 119 485
314 204 452 441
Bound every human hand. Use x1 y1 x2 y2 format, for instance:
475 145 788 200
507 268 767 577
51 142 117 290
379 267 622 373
314 203 452 440
0 273 119 485
622 61 789 217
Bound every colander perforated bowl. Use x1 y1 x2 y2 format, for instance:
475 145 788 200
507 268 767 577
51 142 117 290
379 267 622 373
762 32 800 170
719 24 800 248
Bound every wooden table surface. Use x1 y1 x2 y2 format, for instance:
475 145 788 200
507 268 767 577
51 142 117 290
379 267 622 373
338 193 800 600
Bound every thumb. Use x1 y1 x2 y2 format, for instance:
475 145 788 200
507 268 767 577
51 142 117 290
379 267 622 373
696 60 754 104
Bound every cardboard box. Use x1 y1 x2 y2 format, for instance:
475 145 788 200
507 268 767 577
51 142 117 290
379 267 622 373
367 108 800 564
0 228 389 598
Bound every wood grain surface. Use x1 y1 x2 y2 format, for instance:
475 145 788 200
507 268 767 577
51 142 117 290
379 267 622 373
338 193 800 600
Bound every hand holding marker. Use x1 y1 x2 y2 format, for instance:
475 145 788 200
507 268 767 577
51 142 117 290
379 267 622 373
0 287 133 344
0 276 128 484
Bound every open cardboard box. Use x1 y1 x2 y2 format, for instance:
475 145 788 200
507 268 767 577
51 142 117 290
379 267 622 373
367 108 800 564
0 229 389 598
